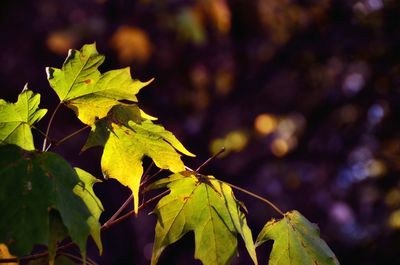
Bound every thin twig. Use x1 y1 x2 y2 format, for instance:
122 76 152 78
42 103 62 151
54 125 90 147
32 126 53 142
103 162 156 227
58 252 97 265
140 168 163 189
196 147 226 172
102 189 169 230
222 180 285 216
140 162 154 185
102 194 133 228
184 165 284 216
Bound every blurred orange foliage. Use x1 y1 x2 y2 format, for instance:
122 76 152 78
110 26 153 64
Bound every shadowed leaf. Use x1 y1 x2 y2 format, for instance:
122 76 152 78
0 145 91 258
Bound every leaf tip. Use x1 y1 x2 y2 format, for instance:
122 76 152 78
22 83 29 93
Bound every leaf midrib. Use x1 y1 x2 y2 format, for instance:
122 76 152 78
63 53 93 101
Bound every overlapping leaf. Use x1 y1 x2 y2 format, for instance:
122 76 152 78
82 105 195 214
0 88 47 150
0 144 97 258
150 171 258 265
256 210 339 265
46 43 152 125
73 167 104 253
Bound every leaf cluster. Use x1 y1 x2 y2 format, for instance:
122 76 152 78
0 44 339 265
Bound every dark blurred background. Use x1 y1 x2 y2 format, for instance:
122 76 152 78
1 0 400 264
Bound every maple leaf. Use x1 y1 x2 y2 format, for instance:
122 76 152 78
150 172 258 265
256 210 339 265
82 106 195 214
0 88 47 150
0 144 94 258
73 167 104 254
46 43 152 125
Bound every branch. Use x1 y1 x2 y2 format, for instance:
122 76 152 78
54 125 90 147
42 103 62 151
102 189 169 230
102 194 133 228
58 252 98 265
222 180 285 216
185 165 285 216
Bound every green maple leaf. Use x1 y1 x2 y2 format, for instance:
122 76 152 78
0 88 47 150
150 172 258 265
46 43 152 125
0 144 93 257
48 210 69 265
82 106 195 214
256 210 339 265
73 167 104 254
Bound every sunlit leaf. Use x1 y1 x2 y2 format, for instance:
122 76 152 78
0 145 91 257
46 43 153 125
83 106 195 214
73 167 103 254
150 172 258 265
0 88 47 150
256 210 339 265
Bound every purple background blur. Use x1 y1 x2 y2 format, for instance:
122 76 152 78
2 0 400 264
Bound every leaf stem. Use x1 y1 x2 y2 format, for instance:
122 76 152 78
196 147 225 172
140 162 154 186
103 162 156 227
102 194 133 228
32 126 52 141
222 180 285 216
42 103 62 151
102 189 169 230
58 252 97 265
140 168 163 189
46 125 90 151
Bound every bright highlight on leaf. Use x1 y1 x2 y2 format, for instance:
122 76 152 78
0 144 97 258
150 171 258 265
46 43 153 125
256 210 339 265
83 105 195 214
0 88 47 150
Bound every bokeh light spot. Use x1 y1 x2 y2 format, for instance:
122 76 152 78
46 31 75 55
210 138 227 156
110 25 153 64
225 130 248 152
388 210 400 229
271 138 289 157
385 189 400 208
254 114 277 135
